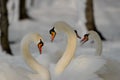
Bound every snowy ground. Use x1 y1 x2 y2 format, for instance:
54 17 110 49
0 0 120 80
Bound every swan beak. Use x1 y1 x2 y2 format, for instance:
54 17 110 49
81 34 89 45
50 32 56 42
37 39 44 54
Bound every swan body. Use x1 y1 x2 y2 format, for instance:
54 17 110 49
98 57 120 80
21 33 50 80
50 55 105 80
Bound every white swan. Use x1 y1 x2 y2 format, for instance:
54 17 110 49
81 30 120 80
49 21 77 75
49 21 105 78
21 33 51 80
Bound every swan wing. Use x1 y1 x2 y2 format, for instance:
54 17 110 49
99 57 120 80
50 55 105 80
51 55 106 80
66 55 106 75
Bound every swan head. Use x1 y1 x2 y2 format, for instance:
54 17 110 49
49 21 67 42
37 39 44 54
49 27 56 42
81 33 89 45
49 22 81 42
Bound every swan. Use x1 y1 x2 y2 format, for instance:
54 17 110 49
49 21 77 76
21 33 51 80
81 30 120 80
49 21 105 78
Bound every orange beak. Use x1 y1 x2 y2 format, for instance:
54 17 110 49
38 44 42 54
81 35 89 45
50 32 56 42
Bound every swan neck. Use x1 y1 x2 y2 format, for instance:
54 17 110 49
89 31 102 56
21 33 50 80
54 23 77 75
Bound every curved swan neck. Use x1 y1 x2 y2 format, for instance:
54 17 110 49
89 31 102 56
54 22 77 75
21 33 50 80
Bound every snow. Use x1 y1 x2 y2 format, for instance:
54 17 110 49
0 0 120 80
